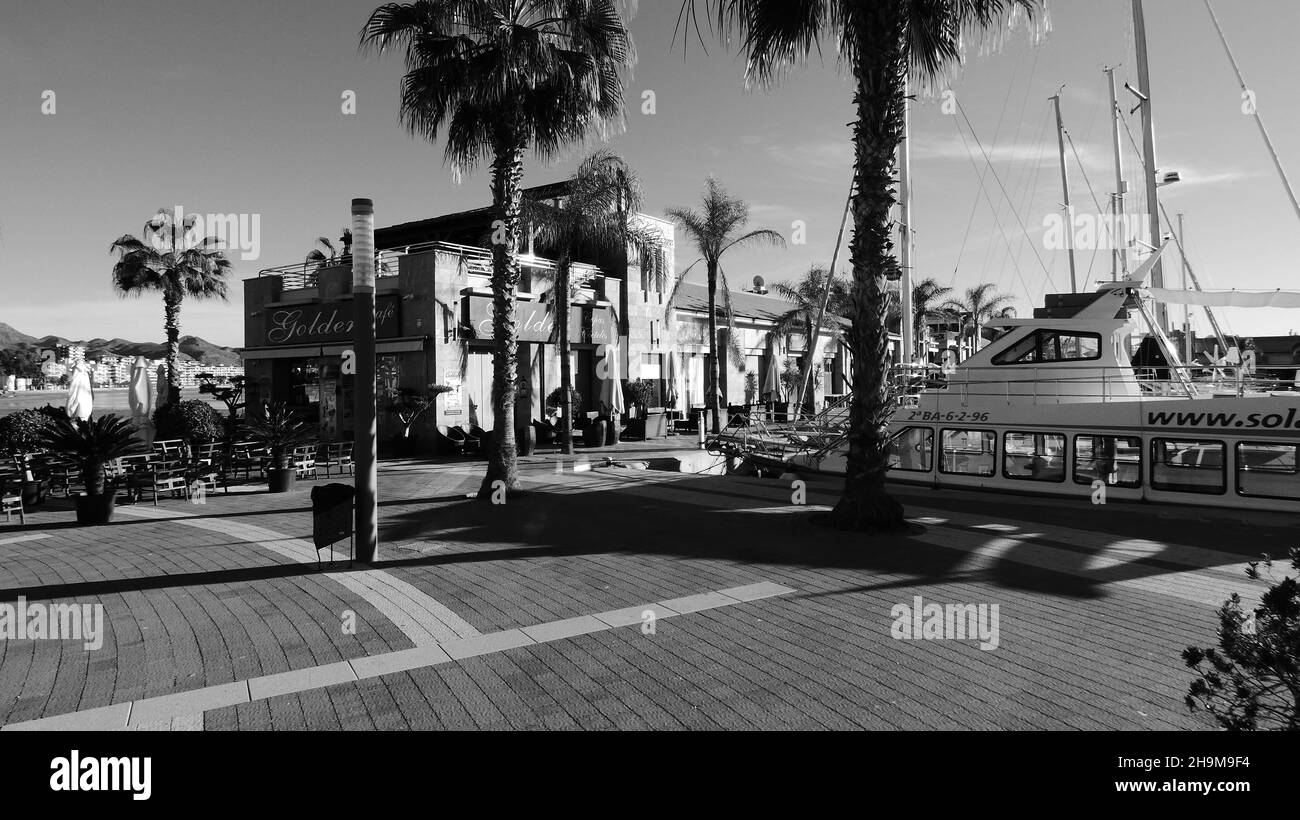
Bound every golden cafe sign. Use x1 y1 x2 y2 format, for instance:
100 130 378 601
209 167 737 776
265 296 400 345
464 295 615 344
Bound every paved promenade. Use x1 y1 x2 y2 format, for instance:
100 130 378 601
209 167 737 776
0 442 1282 731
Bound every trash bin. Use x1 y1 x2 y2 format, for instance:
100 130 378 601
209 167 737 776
311 483 355 566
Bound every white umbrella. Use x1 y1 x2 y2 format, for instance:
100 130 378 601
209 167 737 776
665 352 679 407
598 340 625 415
763 348 780 396
128 356 155 446
66 361 93 422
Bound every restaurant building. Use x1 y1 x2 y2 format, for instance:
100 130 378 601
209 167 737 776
242 183 867 451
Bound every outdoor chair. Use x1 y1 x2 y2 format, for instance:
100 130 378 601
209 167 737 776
318 442 354 477
229 442 264 481
465 425 487 455
194 443 232 493
532 419 557 446
292 445 319 480
125 454 191 505
1 482 24 525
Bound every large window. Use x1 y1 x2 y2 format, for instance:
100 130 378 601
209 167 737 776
887 427 934 472
1074 435 1142 488
1151 438 1226 494
993 330 1102 365
940 429 996 476
1002 432 1066 482
1236 442 1300 500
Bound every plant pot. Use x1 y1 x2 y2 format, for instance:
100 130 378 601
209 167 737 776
74 493 116 525
517 425 536 456
584 420 606 448
267 467 297 493
21 479 48 509
601 416 618 446
623 417 647 441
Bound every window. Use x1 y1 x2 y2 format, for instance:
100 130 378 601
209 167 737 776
1151 438 1226 494
1236 442 1300 499
887 427 934 472
993 330 1102 365
1002 432 1066 482
1074 435 1142 488
940 429 996 476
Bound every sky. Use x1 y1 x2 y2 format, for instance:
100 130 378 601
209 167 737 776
3 0 1300 348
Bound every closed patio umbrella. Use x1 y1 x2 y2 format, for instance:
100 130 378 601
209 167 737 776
66 361 93 422
763 348 780 397
598 339 625 415
665 352 679 407
128 356 155 446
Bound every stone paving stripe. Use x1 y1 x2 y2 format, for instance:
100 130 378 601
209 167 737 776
592 603 681 628
440 629 533 660
520 615 608 644
248 661 359 701
2 702 131 732
126 681 250 727
0 533 52 546
656 591 736 614
715 582 798 602
349 645 453 680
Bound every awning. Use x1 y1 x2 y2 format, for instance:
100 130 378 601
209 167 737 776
243 336 428 360
1147 287 1300 308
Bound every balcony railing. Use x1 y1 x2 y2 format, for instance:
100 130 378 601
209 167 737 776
258 240 605 293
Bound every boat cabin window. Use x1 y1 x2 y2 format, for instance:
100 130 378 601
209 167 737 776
1236 442 1300 500
1002 432 1066 482
1074 435 1142 488
887 427 934 472
1151 438 1226 494
939 429 996 476
992 330 1102 365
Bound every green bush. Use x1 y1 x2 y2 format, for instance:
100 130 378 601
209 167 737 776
545 386 581 410
153 400 226 444
0 409 53 456
625 379 656 410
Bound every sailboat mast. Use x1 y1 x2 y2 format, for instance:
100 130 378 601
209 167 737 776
1049 92 1077 292
1179 211 1191 364
1132 0 1168 329
899 82 914 365
1105 66 1126 282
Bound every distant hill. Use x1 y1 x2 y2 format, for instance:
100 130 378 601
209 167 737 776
0 322 240 366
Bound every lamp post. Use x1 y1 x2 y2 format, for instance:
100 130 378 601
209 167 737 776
352 198 378 563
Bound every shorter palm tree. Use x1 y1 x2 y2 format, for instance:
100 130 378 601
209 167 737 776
769 266 851 410
41 414 141 497
111 209 232 408
306 230 353 269
667 177 785 433
942 283 1016 355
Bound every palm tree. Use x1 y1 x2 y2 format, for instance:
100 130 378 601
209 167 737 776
682 0 1043 531
770 266 851 409
305 229 353 269
361 0 635 497
110 209 232 408
942 283 1016 355
525 151 662 455
666 177 785 434
886 277 953 358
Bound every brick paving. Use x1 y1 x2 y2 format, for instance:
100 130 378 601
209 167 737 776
1 440 1284 730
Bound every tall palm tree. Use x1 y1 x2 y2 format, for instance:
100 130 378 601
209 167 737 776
525 151 662 454
682 0 1043 531
110 209 232 408
361 0 635 497
666 177 784 434
770 265 851 409
942 283 1016 355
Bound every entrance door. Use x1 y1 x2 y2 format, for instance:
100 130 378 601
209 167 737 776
463 349 494 429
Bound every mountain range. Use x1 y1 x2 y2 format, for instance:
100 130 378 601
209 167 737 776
0 322 241 366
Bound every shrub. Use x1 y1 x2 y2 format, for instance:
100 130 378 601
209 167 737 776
625 379 656 410
545 386 581 410
1184 549 1300 730
0 409 53 456
153 400 225 444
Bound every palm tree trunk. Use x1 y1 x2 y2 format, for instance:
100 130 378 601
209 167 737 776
557 256 574 455
479 131 526 498
164 290 183 407
706 259 721 435
828 5 907 532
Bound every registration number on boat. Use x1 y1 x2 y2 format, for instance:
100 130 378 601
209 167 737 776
904 411 990 423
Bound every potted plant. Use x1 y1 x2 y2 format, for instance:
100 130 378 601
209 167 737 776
545 386 582 450
622 379 659 440
388 385 452 458
744 371 758 406
244 402 316 492
40 414 141 525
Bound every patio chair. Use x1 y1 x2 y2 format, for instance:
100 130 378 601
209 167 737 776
436 425 467 456
128 455 191 505
193 442 231 493
531 418 557 446
465 425 487 456
229 441 263 481
318 442 354 477
1 474 24 524
292 445 319 480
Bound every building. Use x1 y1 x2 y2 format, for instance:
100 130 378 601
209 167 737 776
243 183 861 450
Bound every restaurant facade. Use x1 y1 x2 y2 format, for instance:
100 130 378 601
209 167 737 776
242 185 870 452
